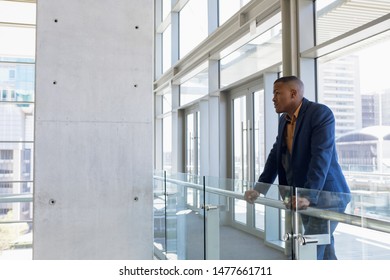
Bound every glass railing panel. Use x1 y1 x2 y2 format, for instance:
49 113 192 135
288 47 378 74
158 171 205 260
295 187 390 260
255 182 294 259
171 172 204 260
153 170 166 258
0 193 33 260
201 175 220 259
154 171 390 260
203 176 293 260
228 177 250 225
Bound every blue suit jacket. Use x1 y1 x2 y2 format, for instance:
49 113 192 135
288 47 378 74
257 98 350 208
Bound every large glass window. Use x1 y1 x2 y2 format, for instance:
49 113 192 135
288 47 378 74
0 0 35 259
317 24 390 225
220 18 282 87
179 63 208 107
316 0 390 45
315 0 390 177
162 24 172 73
179 0 208 58
218 0 251 26
154 0 390 261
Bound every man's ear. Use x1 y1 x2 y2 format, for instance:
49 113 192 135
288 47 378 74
290 88 297 98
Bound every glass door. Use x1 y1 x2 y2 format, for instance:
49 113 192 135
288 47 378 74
185 109 200 208
232 83 266 228
185 111 200 176
232 95 249 225
253 89 266 230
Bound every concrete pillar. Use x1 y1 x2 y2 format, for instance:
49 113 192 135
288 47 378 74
281 0 299 76
34 0 153 259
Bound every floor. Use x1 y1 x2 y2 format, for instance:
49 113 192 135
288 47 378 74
156 211 288 260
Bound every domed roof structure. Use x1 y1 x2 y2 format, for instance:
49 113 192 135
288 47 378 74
336 126 390 142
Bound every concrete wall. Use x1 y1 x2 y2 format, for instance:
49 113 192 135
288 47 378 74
34 0 153 259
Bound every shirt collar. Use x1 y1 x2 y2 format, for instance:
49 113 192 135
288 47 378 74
286 102 303 123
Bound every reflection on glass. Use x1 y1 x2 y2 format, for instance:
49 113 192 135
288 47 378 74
347 185 390 222
180 66 208 107
179 0 208 58
316 0 390 45
335 223 390 259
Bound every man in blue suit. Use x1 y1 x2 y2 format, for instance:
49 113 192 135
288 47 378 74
245 76 350 260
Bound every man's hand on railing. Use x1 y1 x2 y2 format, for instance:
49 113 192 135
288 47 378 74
284 196 310 210
244 189 260 204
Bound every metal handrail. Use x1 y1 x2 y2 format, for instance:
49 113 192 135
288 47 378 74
154 175 390 234
0 193 33 203
0 220 32 224
154 175 286 210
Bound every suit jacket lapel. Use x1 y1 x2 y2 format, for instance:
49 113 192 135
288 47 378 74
277 114 287 160
292 98 309 156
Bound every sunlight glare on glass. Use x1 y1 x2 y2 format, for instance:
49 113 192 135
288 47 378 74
357 39 390 92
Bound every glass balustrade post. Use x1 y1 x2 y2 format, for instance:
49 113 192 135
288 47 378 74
163 170 167 256
153 170 169 259
293 187 333 260
203 176 206 260
204 205 220 260
264 184 286 252
203 176 220 260
176 181 187 260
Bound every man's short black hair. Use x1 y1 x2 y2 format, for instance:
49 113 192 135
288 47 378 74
274 76 304 93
